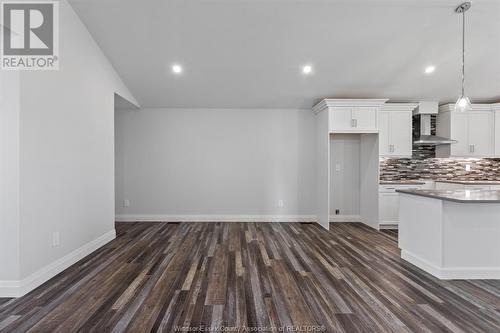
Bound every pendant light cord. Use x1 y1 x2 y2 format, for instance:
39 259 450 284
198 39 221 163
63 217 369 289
461 9 466 97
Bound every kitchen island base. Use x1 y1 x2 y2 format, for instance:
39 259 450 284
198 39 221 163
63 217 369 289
398 191 500 280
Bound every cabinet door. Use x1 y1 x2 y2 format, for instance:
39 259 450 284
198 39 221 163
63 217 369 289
450 112 469 156
379 193 399 224
468 112 492 157
463 185 491 191
329 108 353 131
435 182 464 190
352 107 377 130
378 111 390 156
390 112 413 157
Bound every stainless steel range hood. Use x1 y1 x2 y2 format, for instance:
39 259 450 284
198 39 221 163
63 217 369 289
413 102 457 146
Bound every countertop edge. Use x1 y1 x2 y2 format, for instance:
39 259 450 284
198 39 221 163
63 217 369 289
396 189 500 203
434 180 500 185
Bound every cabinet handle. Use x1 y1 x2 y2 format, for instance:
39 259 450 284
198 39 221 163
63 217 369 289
472 144 475 153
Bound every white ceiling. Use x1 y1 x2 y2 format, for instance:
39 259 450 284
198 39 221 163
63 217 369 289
69 0 500 109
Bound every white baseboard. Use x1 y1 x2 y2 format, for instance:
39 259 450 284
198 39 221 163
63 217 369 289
0 229 116 298
329 215 360 222
0 281 21 298
115 214 317 223
401 250 500 280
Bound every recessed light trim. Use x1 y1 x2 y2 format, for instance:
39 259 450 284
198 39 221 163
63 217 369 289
302 65 313 74
424 65 436 74
172 64 183 74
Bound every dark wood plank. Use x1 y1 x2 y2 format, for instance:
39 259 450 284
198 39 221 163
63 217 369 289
0 222 498 332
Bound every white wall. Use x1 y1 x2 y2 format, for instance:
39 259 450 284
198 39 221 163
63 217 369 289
0 0 137 296
0 71 21 283
315 110 330 229
330 134 361 218
115 108 315 221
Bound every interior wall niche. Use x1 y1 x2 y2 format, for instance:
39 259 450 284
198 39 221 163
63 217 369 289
330 134 360 217
330 133 379 228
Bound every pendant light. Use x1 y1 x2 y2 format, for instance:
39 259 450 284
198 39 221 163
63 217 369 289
454 2 472 112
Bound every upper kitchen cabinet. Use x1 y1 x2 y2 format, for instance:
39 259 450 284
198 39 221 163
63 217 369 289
379 103 418 158
436 104 494 158
313 99 388 133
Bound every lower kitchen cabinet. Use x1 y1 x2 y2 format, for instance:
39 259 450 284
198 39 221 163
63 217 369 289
435 182 498 191
379 191 399 226
379 184 425 229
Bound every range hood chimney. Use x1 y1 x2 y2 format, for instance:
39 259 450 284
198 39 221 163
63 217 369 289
413 102 457 146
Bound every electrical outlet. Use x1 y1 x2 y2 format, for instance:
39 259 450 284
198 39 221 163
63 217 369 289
52 232 60 247
123 199 130 207
465 164 471 171
278 200 284 208
335 163 341 172
335 209 340 215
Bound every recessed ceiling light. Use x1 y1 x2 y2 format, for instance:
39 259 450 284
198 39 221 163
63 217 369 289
172 64 183 74
424 65 436 74
302 65 313 74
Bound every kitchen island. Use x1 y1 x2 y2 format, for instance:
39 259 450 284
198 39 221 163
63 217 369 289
396 189 500 279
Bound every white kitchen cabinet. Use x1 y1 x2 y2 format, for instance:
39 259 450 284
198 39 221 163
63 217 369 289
329 107 353 131
435 182 464 190
435 182 496 190
379 191 399 225
328 107 378 132
379 183 424 229
352 107 378 130
468 112 493 157
436 104 493 158
378 104 416 158
312 99 388 230
378 111 390 156
313 99 388 133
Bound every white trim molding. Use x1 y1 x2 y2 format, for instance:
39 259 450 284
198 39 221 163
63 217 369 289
0 229 116 298
312 98 389 114
329 214 361 222
381 103 419 112
115 214 317 223
439 103 494 113
401 250 500 280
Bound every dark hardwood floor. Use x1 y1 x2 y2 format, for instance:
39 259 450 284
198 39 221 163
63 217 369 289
0 222 499 332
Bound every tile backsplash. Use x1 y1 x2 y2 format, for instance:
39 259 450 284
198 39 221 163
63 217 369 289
380 157 500 181
379 115 500 181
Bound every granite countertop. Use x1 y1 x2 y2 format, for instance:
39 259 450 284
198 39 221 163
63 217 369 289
396 189 500 203
379 181 426 185
434 180 500 185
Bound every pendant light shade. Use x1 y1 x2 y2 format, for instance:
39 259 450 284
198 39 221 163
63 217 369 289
455 2 472 112
455 96 471 112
